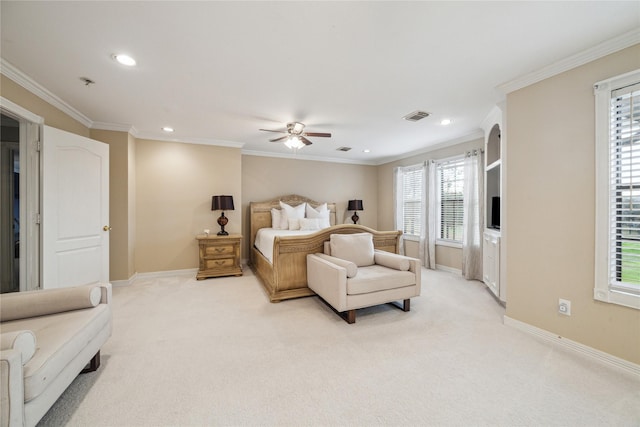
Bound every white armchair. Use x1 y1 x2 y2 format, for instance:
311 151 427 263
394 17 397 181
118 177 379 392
307 232 421 323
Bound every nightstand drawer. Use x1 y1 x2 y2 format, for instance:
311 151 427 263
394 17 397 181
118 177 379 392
204 257 235 270
205 245 235 257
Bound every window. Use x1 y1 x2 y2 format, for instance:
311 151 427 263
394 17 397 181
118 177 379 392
437 157 464 243
399 165 424 237
595 69 640 310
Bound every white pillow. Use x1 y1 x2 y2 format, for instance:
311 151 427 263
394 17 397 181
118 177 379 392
288 218 301 230
279 201 305 230
329 233 375 267
271 208 282 229
299 218 320 231
306 203 330 228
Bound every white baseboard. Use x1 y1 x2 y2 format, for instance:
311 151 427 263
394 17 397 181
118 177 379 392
435 264 462 275
503 315 640 378
110 268 198 286
135 268 198 281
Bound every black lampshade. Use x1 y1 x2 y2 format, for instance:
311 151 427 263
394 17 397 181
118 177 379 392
348 199 363 211
212 195 234 211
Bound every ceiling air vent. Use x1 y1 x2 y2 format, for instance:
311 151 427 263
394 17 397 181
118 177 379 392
403 110 430 122
337 147 352 152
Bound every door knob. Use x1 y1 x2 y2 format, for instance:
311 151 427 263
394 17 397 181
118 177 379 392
103 226 112 231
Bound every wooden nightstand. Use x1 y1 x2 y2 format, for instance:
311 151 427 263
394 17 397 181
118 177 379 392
196 234 242 280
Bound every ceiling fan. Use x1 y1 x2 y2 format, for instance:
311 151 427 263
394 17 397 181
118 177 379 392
259 122 331 149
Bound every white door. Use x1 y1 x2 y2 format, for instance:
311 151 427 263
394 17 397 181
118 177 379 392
42 126 109 288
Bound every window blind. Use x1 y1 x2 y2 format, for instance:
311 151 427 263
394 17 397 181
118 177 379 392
610 81 640 293
438 158 464 242
402 167 423 236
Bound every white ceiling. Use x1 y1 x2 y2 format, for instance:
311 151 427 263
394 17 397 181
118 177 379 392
2 1 639 164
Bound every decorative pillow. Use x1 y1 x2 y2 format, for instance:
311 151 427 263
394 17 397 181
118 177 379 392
315 253 358 278
306 203 331 228
374 250 411 271
300 218 320 231
279 201 306 230
271 208 282 229
0 330 36 365
329 233 375 267
0 284 102 322
288 218 301 230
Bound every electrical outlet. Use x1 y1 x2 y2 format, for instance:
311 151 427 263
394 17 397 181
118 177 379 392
559 299 571 316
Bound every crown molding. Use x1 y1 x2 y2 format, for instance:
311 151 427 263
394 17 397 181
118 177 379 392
377 129 485 165
1 58 93 128
497 28 640 95
241 149 377 166
91 121 138 135
135 131 245 149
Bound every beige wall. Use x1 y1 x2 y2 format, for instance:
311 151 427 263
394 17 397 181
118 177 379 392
377 138 484 270
241 155 378 257
90 129 135 281
135 139 242 273
1 75 89 137
505 44 640 364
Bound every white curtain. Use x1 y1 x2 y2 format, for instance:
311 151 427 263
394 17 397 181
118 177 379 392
393 167 405 255
394 163 435 269
462 150 484 280
425 160 436 269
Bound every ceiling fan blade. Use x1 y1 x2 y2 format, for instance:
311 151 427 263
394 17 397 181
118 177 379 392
300 136 313 146
303 132 331 138
259 128 286 133
269 135 289 142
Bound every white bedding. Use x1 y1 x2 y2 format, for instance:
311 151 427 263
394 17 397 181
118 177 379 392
255 228 319 263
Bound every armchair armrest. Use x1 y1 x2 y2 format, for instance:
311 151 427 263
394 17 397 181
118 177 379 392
1 348 26 427
307 254 349 312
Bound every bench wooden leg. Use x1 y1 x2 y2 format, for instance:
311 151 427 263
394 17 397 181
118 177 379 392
81 351 101 373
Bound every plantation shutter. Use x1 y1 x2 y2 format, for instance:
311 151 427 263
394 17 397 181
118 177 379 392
438 158 464 242
610 81 640 293
402 167 423 236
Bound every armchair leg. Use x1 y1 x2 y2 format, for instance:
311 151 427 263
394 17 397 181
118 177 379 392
81 351 101 373
403 298 410 312
345 310 356 324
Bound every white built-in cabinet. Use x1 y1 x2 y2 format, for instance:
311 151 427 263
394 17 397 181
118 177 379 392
482 106 505 303
483 230 500 296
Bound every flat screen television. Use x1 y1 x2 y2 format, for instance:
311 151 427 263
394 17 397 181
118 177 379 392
491 196 500 229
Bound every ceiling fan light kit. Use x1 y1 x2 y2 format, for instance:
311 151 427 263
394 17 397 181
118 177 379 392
259 121 332 150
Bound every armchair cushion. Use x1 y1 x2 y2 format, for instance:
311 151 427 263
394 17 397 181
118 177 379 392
0 330 36 365
347 265 416 295
0 285 102 322
329 233 375 267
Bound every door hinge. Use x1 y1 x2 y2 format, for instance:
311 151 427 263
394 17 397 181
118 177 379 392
33 140 41 152
34 213 41 224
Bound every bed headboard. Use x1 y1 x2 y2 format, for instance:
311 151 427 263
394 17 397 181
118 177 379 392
249 194 337 247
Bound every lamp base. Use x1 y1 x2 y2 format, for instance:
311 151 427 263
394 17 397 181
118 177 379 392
351 212 359 224
217 212 229 236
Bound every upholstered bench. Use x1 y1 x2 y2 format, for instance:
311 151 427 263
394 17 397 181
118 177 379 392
0 283 112 427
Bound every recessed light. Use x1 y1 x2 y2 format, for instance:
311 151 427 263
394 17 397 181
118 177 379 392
162 127 174 133
112 54 136 66
363 149 371 153
440 119 452 126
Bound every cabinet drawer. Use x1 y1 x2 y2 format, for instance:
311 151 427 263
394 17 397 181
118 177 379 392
204 244 235 256
204 257 236 270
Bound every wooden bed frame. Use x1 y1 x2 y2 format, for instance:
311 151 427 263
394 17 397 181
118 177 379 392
249 195 402 302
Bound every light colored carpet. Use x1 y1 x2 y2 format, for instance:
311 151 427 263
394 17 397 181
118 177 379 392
39 267 640 426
